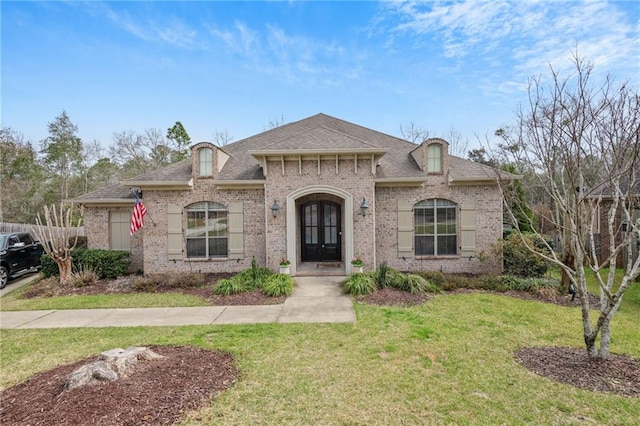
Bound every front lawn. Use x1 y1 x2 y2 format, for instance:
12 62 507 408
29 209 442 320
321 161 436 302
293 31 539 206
2 290 638 424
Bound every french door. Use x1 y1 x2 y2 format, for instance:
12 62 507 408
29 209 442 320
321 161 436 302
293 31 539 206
301 201 341 262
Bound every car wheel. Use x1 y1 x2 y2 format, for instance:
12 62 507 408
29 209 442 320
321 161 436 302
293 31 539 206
0 266 8 289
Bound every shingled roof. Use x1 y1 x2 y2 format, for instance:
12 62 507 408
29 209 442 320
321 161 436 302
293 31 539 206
70 113 518 203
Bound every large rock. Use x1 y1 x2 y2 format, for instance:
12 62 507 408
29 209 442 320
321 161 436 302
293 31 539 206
64 347 165 391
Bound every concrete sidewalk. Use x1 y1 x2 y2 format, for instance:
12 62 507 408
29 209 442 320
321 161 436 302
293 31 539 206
0 276 355 329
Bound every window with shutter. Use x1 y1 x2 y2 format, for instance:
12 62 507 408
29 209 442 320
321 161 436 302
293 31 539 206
415 199 457 256
185 202 228 258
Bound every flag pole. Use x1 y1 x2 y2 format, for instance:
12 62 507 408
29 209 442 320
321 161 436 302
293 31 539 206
130 188 156 226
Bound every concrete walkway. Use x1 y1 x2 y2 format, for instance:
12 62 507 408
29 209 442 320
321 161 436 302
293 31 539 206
0 276 355 329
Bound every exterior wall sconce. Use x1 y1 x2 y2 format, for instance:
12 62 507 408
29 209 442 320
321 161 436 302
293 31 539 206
360 198 369 216
271 200 280 218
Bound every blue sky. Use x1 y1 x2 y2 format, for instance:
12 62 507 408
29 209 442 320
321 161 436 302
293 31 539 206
2 1 639 153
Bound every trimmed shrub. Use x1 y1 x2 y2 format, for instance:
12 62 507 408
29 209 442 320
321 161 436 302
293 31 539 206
393 274 440 294
343 273 377 295
213 278 247 295
41 249 131 279
499 233 550 278
262 274 295 297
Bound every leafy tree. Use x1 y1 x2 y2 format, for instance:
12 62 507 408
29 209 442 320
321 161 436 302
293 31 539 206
0 128 46 222
40 111 83 201
496 53 640 359
166 121 191 159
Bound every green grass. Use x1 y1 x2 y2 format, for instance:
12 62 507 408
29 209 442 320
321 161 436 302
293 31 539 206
2 290 639 425
0 284 208 311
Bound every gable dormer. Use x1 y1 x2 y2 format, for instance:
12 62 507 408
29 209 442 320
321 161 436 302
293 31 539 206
191 142 229 179
410 138 449 175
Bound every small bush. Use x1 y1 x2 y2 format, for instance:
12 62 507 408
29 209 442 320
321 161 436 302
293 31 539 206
499 233 550 278
213 278 247 295
376 261 393 288
344 273 377 295
40 255 58 277
262 274 294 297
415 271 471 291
156 272 205 289
132 276 159 292
69 265 100 287
393 274 440 294
233 267 273 289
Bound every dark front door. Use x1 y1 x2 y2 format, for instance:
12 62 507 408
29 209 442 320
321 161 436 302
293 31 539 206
301 201 341 262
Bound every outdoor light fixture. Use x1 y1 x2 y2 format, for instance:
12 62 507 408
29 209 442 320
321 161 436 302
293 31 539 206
360 198 369 217
271 200 280 218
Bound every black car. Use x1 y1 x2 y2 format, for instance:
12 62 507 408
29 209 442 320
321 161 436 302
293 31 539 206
0 232 44 289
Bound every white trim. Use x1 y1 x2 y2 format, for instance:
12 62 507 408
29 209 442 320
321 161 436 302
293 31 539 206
286 185 354 276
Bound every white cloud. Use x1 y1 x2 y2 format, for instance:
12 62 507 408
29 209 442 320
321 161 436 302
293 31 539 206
378 0 639 95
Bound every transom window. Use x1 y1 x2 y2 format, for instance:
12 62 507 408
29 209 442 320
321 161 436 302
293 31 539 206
198 148 213 177
186 202 228 258
427 143 442 173
415 199 457 256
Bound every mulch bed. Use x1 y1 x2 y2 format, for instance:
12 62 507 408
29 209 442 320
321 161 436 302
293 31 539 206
516 347 640 397
20 275 284 306
0 346 238 425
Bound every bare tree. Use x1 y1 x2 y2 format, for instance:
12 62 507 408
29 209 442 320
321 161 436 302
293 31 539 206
496 54 640 359
212 129 233 146
399 121 430 143
109 129 178 178
266 114 286 130
442 127 469 157
31 203 83 286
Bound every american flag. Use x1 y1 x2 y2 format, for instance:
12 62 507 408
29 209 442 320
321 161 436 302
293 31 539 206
130 198 148 235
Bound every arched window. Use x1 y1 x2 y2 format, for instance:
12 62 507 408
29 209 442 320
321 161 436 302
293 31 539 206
185 202 227 258
426 143 442 173
414 199 457 255
198 148 213 176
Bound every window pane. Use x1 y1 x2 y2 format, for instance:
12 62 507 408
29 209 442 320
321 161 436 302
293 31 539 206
415 236 434 255
437 207 456 234
209 238 228 257
186 211 206 237
208 211 228 237
437 236 457 255
186 238 206 258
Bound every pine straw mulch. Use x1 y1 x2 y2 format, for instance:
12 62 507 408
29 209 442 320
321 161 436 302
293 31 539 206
516 347 640 397
0 346 238 426
19 274 285 306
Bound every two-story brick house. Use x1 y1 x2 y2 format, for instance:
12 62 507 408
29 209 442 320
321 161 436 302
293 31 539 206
72 114 517 276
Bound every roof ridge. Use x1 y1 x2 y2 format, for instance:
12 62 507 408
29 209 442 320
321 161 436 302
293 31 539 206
259 124 380 150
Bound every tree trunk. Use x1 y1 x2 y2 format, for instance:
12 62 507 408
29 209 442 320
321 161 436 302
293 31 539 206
560 249 575 294
58 257 73 286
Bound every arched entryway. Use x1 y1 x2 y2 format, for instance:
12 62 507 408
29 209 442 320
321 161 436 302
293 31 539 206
286 186 354 276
